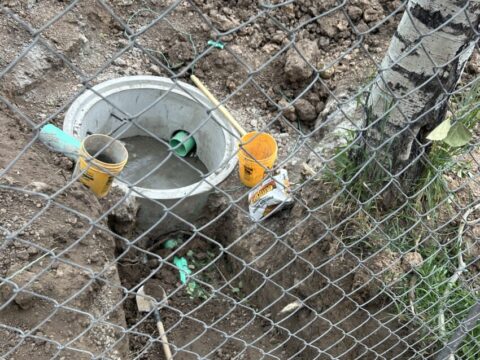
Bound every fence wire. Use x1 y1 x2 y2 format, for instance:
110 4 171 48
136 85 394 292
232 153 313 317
0 0 479 359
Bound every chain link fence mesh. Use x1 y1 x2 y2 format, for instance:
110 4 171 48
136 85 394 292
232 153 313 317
0 0 479 359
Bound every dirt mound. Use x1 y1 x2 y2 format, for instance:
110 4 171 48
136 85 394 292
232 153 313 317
0 114 127 359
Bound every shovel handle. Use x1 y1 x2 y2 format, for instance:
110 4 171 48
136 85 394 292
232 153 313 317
190 75 247 137
157 321 173 360
155 310 173 359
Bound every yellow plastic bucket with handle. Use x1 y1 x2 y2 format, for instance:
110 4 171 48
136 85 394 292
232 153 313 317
75 134 128 198
238 131 278 187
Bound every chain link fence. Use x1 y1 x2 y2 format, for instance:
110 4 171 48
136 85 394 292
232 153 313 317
0 0 479 359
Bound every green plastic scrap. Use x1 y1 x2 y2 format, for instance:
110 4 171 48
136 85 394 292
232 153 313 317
173 256 191 284
208 40 225 49
173 256 208 299
163 239 178 250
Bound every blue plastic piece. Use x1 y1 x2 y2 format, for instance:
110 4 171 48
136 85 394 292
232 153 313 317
207 40 225 49
39 124 81 160
173 256 191 284
163 239 178 249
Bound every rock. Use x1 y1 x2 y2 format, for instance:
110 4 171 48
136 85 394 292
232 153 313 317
16 250 29 261
315 101 325 114
56 157 73 170
49 23 87 55
117 38 129 47
466 53 479 75
27 246 39 256
312 90 365 158
113 58 127 67
356 21 369 33
284 39 320 83
279 98 297 122
318 36 330 49
0 268 36 310
149 64 162 75
317 15 339 39
209 10 240 32
2 46 54 95
226 75 240 91
347 6 363 21
336 20 349 32
363 8 382 23
319 64 335 79
294 99 317 123
86 3 116 26
248 31 264 49
262 43 279 55
25 182 52 194
306 92 320 105
272 31 287 44
79 33 88 44
356 249 403 289
401 252 423 272
210 46 239 72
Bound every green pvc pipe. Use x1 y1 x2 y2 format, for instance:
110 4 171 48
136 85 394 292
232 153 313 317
170 130 196 157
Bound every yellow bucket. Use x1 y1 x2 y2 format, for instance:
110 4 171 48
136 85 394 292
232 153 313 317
75 134 128 198
238 131 278 187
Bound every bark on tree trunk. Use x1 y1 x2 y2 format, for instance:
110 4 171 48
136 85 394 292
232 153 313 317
359 0 480 205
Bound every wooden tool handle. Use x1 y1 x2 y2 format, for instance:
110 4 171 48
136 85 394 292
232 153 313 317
154 310 173 359
190 75 247 137
156 320 173 360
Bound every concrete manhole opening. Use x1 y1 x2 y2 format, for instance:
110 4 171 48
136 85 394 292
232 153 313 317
64 76 238 235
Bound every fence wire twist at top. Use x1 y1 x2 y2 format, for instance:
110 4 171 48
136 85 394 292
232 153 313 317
0 0 479 359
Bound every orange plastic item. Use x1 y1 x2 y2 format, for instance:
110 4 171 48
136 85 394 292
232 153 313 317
238 131 278 187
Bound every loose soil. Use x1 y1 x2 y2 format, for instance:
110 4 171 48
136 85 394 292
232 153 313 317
0 114 127 359
117 235 284 359
1 0 479 359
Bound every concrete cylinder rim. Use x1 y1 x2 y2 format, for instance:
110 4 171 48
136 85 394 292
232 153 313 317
63 75 238 200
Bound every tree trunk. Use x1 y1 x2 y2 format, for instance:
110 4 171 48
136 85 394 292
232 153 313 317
360 0 480 204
